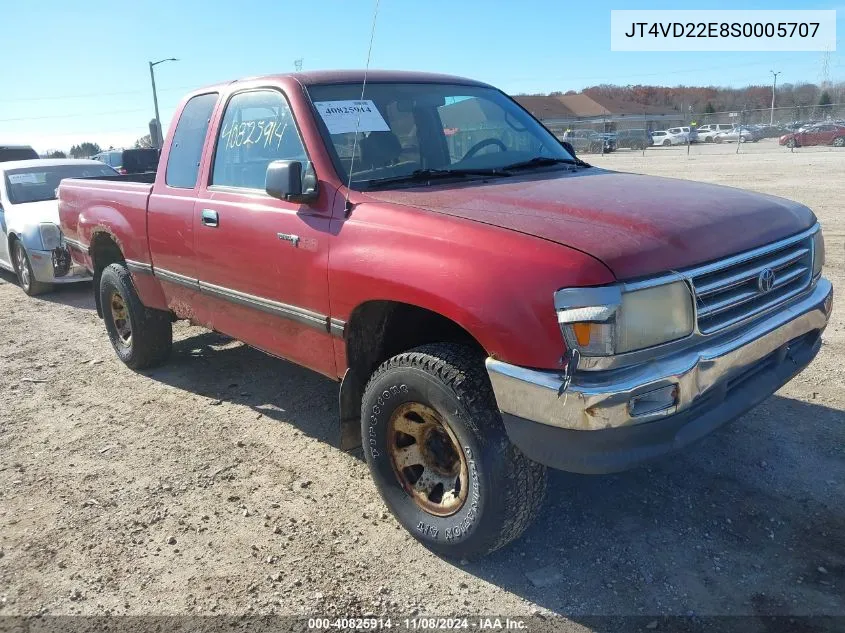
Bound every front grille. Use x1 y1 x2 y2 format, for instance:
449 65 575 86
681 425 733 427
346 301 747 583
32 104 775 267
690 233 814 334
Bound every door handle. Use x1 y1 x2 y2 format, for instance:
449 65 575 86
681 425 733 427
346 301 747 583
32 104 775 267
201 209 219 227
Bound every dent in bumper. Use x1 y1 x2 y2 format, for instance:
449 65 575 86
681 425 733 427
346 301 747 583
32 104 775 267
28 248 92 284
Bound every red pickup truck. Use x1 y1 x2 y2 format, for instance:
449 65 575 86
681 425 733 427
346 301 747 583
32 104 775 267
59 71 832 559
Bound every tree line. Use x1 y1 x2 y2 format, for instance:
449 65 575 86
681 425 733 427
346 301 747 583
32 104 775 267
43 134 154 159
537 81 844 115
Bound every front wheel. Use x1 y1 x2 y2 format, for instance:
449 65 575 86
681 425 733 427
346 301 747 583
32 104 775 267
99 263 172 369
13 240 51 296
786 139 797 149
662 139 671 146
833 137 844 147
361 343 547 560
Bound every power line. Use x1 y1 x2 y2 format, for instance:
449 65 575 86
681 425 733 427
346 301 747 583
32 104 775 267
0 107 170 123
0 84 198 104
502 54 830 85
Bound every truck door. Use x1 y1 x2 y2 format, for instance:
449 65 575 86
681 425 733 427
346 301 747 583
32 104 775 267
193 88 336 378
147 92 219 324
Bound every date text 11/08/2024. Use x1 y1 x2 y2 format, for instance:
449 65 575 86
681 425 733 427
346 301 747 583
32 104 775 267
307 617 528 630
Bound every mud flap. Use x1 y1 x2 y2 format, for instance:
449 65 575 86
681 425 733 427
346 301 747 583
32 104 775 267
339 368 364 451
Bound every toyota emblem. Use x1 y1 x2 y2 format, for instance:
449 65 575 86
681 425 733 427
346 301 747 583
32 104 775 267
757 268 776 293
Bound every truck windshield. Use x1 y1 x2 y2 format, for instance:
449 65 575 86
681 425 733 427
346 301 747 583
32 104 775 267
5 164 117 204
307 82 574 190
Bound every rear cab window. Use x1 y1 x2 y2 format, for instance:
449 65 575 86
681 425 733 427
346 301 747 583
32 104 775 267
165 93 219 189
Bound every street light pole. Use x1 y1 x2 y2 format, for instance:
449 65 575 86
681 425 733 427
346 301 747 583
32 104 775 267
770 70 781 125
149 58 178 148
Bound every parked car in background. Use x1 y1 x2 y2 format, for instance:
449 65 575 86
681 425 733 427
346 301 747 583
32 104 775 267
0 159 117 295
596 132 617 152
58 70 831 560
676 126 699 143
93 148 159 174
562 129 608 153
696 124 735 142
651 129 687 146
615 128 651 150
779 124 845 149
714 126 759 143
0 145 39 162
749 124 788 139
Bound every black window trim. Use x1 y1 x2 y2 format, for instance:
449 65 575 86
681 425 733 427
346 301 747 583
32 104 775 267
164 90 220 190
206 86 315 195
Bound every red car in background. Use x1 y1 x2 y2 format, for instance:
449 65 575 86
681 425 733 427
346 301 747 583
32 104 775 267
779 123 845 148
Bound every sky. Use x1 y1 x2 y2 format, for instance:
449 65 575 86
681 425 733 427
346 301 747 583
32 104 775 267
1 0 841 153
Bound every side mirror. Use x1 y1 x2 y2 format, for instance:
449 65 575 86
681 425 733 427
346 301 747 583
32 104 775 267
560 141 577 157
265 160 317 203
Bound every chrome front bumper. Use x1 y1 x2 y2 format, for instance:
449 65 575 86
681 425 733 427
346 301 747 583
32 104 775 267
487 278 833 433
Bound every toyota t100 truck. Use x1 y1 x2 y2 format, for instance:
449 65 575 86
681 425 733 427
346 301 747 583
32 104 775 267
58 71 832 559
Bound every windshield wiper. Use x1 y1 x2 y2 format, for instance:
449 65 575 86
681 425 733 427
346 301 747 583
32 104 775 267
501 156 591 171
365 167 511 189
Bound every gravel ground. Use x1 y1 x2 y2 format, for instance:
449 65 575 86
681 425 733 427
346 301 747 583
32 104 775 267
0 144 843 631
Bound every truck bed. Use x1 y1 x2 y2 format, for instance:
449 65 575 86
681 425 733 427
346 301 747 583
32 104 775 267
58 177 155 267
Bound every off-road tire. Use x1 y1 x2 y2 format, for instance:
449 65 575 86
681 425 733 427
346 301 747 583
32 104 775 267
99 263 171 369
12 239 51 296
361 343 547 560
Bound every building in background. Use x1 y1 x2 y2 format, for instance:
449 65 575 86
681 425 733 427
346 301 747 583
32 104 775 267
513 93 684 136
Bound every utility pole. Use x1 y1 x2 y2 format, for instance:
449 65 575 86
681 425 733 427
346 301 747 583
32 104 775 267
770 70 781 125
149 58 178 148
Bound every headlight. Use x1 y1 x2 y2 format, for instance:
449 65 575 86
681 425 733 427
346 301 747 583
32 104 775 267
813 229 825 278
555 280 694 356
39 223 61 250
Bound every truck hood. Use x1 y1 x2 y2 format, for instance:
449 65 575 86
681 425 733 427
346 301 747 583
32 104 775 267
365 169 816 279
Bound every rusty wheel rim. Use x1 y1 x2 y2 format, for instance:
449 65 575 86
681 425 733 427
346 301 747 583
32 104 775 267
109 291 132 346
387 402 469 517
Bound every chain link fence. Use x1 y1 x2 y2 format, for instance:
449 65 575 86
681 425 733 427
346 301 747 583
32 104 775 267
539 104 845 158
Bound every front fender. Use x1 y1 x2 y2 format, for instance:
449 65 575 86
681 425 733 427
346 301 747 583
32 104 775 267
7 222 44 252
329 202 615 370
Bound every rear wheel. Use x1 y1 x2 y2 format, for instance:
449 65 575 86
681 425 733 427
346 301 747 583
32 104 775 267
99 263 172 369
13 240 51 296
361 343 547 560
662 139 670 146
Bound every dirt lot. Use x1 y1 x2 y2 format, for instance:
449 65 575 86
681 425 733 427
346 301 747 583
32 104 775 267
1 146 843 630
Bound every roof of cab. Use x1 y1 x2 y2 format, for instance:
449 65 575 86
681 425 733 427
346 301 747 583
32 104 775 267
193 69 493 95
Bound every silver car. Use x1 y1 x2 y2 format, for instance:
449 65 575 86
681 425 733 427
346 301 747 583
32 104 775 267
0 159 116 295
713 127 758 143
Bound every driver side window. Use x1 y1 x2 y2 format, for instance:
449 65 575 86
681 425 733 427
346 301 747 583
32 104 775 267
211 90 311 191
